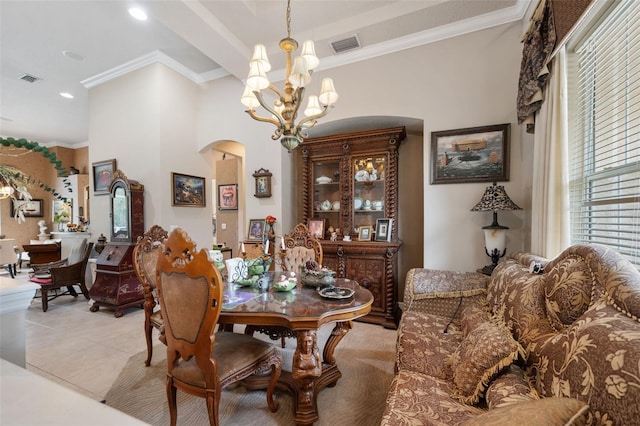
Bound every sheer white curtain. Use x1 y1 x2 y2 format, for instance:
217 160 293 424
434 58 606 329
530 47 570 257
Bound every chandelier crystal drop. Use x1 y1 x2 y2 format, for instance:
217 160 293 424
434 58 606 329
241 0 338 152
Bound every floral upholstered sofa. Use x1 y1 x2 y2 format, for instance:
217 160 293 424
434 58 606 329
381 244 640 425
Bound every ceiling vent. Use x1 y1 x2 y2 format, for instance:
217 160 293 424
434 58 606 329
330 35 361 54
20 73 42 83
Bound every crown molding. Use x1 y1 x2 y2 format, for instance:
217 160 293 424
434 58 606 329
82 0 529 87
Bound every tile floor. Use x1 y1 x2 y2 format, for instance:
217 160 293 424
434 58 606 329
14 269 148 402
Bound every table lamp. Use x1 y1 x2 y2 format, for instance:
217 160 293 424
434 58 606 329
471 182 522 275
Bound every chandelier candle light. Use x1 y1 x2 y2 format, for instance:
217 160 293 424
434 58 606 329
471 182 522 275
241 0 339 152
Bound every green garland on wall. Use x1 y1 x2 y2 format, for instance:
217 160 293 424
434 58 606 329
0 137 71 221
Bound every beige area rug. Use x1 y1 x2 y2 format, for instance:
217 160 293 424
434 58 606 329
105 322 397 425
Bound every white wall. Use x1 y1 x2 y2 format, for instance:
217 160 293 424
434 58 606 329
88 20 531 272
89 64 211 250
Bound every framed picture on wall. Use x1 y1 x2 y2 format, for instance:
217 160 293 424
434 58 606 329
247 219 265 241
430 123 510 184
92 158 116 195
172 172 206 207
10 198 44 218
253 168 272 198
217 184 238 210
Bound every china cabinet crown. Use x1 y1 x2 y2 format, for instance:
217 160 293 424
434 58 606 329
298 127 406 328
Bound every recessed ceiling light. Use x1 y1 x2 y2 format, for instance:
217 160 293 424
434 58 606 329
60 92 74 99
63 50 84 61
128 7 147 21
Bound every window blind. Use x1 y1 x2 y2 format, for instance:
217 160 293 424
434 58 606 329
568 0 640 268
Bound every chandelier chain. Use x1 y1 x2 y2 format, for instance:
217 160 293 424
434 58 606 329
286 0 292 39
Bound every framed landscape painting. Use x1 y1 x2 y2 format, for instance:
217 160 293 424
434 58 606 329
431 123 510 184
172 173 206 207
11 198 44 218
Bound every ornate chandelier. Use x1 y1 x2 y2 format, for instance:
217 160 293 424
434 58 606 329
240 0 339 152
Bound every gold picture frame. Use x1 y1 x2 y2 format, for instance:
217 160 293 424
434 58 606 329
358 226 373 241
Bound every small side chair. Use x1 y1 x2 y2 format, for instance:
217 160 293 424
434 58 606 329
29 238 93 312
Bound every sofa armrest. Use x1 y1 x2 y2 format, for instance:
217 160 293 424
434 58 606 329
404 268 489 318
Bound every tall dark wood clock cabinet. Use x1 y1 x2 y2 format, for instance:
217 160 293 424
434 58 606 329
89 170 145 317
298 127 406 328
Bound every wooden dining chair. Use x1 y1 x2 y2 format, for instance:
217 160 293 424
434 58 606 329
280 223 323 272
249 222 323 348
156 228 282 426
133 224 169 367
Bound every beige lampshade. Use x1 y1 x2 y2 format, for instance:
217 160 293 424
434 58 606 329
300 40 319 70
250 44 271 72
304 96 322 116
246 61 270 91
319 78 338 105
241 86 260 108
288 57 310 87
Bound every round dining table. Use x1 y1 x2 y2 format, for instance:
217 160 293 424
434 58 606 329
219 276 373 426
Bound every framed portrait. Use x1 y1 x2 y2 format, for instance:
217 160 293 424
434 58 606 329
247 219 266 241
307 218 326 240
217 184 238 210
253 168 272 198
92 158 116 195
431 123 510 184
358 225 373 241
10 198 44 218
172 172 206 207
375 218 394 242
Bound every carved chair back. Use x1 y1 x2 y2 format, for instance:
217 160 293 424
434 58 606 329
156 228 223 383
281 223 323 272
155 228 281 424
133 225 168 366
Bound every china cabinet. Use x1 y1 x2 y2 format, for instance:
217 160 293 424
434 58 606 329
298 127 406 328
89 170 145 317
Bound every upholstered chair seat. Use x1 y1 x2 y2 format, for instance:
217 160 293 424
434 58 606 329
172 332 278 388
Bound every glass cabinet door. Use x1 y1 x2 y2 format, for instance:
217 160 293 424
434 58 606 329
311 159 341 238
353 155 387 236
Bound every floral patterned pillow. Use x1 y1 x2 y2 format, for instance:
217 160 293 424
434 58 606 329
544 255 594 331
485 365 538 409
461 397 589 426
460 303 490 337
450 320 526 405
